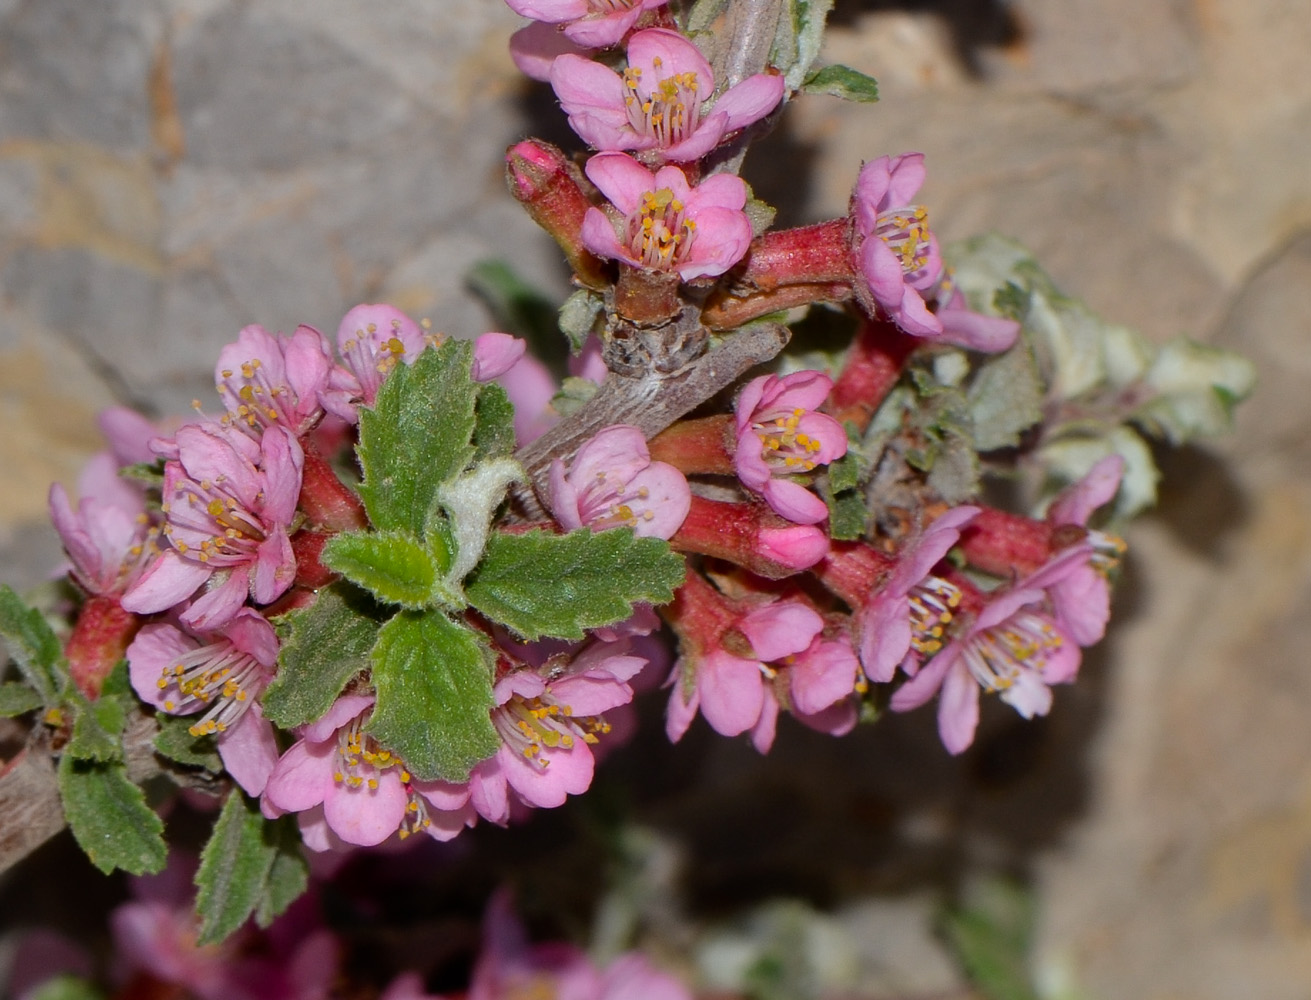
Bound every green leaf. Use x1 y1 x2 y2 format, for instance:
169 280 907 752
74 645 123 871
321 530 441 609
466 529 685 641
780 0 836 92
941 877 1040 1000
255 818 310 927
263 582 386 729
356 342 479 536
474 380 518 463
0 681 41 716
802 64 879 102
154 713 222 770
467 259 567 375
65 692 126 762
58 755 166 875
558 289 604 354
438 457 523 585
367 610 498 783
967 338 1044 452
0 584 66 703
27 976 105 1000
195 791 280 945
826 489 868 542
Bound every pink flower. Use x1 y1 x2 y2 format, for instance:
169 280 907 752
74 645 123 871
889 554 1088 754
505 0 671 50
744 633 862 753
127 609 280 795
122 422 303 631
215 324 333 437
262 695 416 849
850 153 944 337
466 891 692 1000
733 371 847 524
926 271 1020 352
581 151 752 280
460 640 647 823
549 424 690 539
844 506 979 683
552 28 784 162
1044 454 1125 646
49 452 155 598
324 304 428 418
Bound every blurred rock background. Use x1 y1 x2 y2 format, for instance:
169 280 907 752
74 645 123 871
1 1 1308 997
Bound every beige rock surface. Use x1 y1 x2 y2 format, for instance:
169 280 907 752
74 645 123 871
1 0 1307 996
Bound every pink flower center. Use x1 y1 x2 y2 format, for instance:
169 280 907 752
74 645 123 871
493 693 610 771
339 317 412 404
217 357 298 433
623 60 702 147
623 187 697 271
156 638 266 736
163 481 268 567
875 204 932 279
579 468 663 531
961 611 1065 693
908 576 962 655
753 407 825 474
330 714 433 839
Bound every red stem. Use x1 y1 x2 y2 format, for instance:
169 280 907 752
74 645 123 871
648 414 735 475
826 317 917 432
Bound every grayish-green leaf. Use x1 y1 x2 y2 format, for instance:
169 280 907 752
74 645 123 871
474 381 519 463
802 64 879 101
65 692 126 763
558 289 605 354
263 583 386 729
466 529 685 641
255 818 310 927
1136 336 1256 443
321 530 441 609
0 681 41 717
195 791 280 944
780 0 835 92
356 342 479 535
154 713 222 771
367 611 498 783
967 339 1044 451
0 584 65 704
58 755 166 875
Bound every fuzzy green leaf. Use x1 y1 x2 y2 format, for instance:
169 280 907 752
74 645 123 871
255 818 310 927
0 584 65 703
356 342 479 536
58 755 166 875
466 529 685 641
263 583 386 729
0 681 41 717
802 64 879 101
195 791 281 945
781 0 836 92
153 713 222 771
65 692 126 763
321 530 441 609
367 611 498 783
558 289 604 354
474 381 518 463
826 489 869 542
967 339 1044 451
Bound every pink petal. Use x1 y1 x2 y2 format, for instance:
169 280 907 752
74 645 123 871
624 461 691 539
937 660 980 755
884 152 927 207
749 688 779 754
665 673 699 742
713 73 786 131
790 638 859 715
761 477 829 525
121 549 211 616
889 642 959 712
323 771 408 846
676 206 752 279
738 602 823 662
580 206 634 265
510 22 589 83
1049 454 1125 526
756 524 829 570
584 152 657 214
696 651 764 736
563 7 644 48
217 704 280 797
180 565 252 632
472 332 527 382
859 594 912 684
264 741 336 813
127 623 195 710
627 29 714 101
500 739 594 808
549 458 586 531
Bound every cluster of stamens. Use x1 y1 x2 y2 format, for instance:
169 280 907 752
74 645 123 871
493 693 609 772
333 715 410 792
217 357 293 432
162 478 266 567
588 470 657 531
875 204 933 279
754 407 825 474
623 61 701 147
156 639 266 737
340 318 410 402
1088 530 1127 576
908 576 963 655
960 611 1064 693
625 187 696 270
